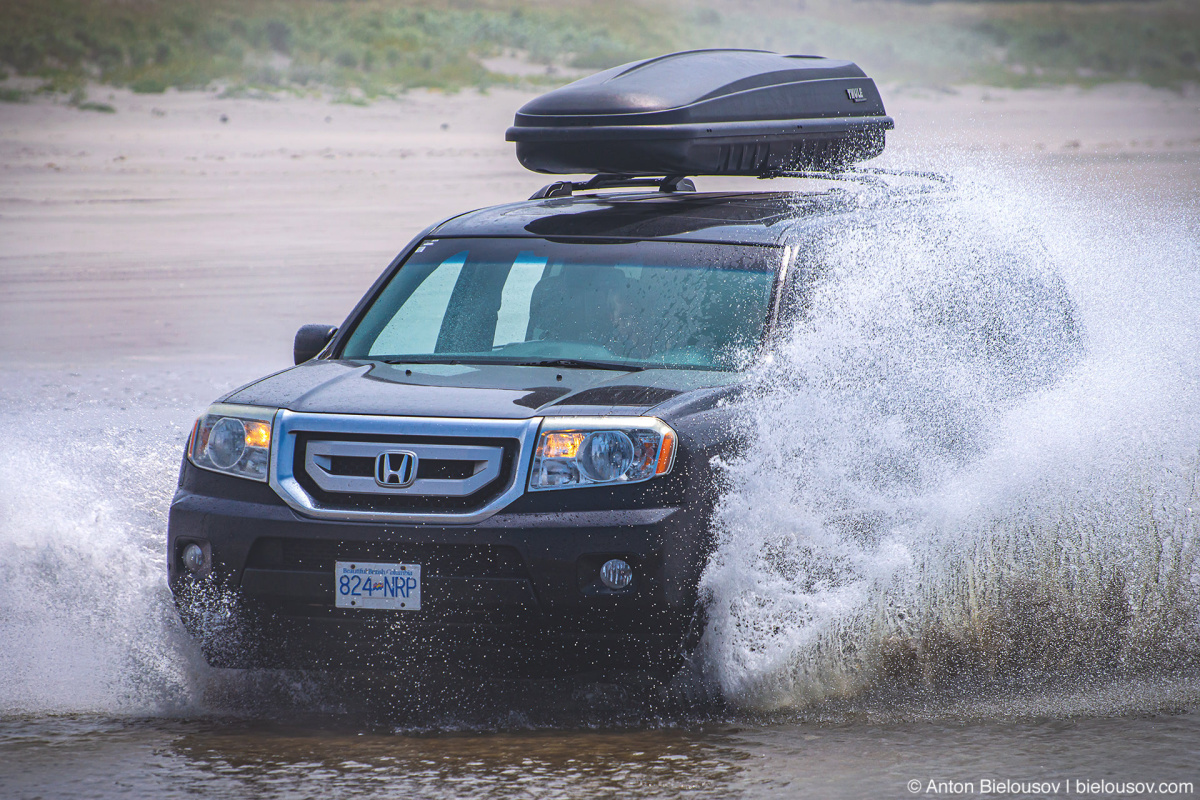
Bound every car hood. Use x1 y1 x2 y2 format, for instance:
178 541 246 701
221 359 739 419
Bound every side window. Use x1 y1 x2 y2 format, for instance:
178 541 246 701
368 252 466 356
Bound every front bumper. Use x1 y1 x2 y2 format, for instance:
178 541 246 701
167 465 710 676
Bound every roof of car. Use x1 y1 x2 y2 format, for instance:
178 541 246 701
430 189 863 246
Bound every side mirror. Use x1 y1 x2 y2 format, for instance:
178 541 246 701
294 324 338 365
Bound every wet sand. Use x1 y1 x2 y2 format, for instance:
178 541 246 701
1 83 1197 367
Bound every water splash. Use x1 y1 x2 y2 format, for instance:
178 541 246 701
0 408 198 714
699 165 1200 711
0 364 298 717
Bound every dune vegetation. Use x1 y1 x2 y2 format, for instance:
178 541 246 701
0 0 1197 102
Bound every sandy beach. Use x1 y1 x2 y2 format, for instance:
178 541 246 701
1 82 1196 367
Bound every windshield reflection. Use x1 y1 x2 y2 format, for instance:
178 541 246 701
341 238 778 371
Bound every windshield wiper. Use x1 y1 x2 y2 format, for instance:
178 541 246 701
515 358 646 372
375 356 644 371
379 356 476 365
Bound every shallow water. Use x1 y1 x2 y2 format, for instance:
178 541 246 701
2 163 1199 797
2 705 1198 799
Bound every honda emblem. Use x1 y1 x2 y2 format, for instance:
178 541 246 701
375 450 418 488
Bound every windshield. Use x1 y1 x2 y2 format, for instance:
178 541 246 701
340 238 779 370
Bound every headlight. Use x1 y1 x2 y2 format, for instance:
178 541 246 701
187 403 277 482
529 417 676 491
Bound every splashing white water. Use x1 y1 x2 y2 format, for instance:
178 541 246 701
699 165 1200 710
0 365 285 716
0 389 196 714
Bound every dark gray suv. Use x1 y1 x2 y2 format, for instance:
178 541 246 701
166 50 1076 680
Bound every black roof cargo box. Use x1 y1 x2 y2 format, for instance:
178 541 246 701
506 49 894 177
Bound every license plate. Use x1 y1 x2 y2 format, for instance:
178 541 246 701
335 561 421 610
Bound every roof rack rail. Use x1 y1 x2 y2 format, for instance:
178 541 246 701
527 168 950 202
529 174 696 201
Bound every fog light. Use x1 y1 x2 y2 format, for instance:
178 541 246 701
599 558 633 590
182 543 207 573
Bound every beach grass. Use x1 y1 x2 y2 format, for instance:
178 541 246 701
0 0 1196 97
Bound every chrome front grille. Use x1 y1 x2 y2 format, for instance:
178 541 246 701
304 440 503 497
270 411 542 524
